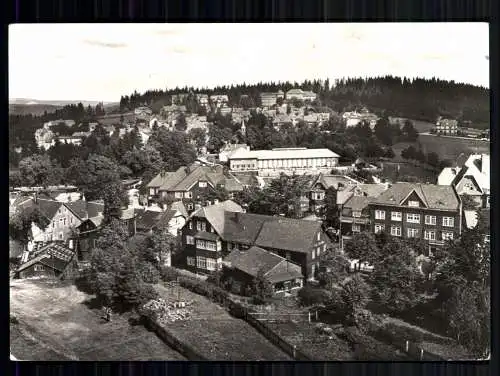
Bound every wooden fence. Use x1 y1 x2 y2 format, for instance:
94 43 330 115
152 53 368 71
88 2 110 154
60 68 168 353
370 328 445 361
143 315 206 360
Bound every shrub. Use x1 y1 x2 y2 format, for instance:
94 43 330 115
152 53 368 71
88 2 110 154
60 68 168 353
138 262 161 284
298 286 332 307
138 283 160 306
160 266 180 282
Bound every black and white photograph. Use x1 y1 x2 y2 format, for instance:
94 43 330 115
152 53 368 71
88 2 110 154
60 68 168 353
9 22 490 361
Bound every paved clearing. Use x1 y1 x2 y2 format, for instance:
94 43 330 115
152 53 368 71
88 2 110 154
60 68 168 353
154 283 292 360
10 278 186 361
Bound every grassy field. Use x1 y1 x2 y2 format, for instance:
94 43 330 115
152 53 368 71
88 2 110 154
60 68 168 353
10 278 186 361
154 283 291 360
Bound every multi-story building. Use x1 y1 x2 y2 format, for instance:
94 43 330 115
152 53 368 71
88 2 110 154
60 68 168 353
146 163 244 213
342 110 379 128
210 94 229 108
438 153 490 209
228 147 340 177
196 94 209 107
181 201 331 280
368 183 462 254
434 117 458 135
340 195 372 245
260 91 285 107
308 174 360 214
286 89 317 102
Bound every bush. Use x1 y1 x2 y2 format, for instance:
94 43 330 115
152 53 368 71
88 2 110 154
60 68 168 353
138 283 160 306
138 262 161 284
298 286 332 307
160 266 180 282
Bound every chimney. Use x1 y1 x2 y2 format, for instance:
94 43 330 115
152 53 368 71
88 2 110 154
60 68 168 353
33 191 38 204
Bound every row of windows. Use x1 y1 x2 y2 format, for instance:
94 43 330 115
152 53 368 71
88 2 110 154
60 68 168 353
187 256 222 271
374 224 454 240
311 244 326 260
374 210 454 227
196 239 217 251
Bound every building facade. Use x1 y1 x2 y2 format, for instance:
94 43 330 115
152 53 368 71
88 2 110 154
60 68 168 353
434 118 458 135
368 183 462 254
228 147 340 177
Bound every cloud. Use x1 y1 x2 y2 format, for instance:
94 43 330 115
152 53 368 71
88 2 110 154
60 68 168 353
83 39 128 48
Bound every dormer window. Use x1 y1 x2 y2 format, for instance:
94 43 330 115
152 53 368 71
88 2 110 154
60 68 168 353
199 181 207 188
408 201 419 207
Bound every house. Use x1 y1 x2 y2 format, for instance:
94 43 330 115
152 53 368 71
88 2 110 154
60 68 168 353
197 94 209 107
272 114 292 128
135 206 186 237
134 106 153 120
286 89 317 102
210 94 229 107
340 195 373 247
219 143 251 163
73 216 103 261
72 131 91 139
434 117 458 135
219 105 232 116
223 246 303 296
14 241 76 280
55 135 84 146
181 201 331 280
308 174 360 213
463 208 490 243
438 153 490 209
342 110 379 128
146 163 244 213
172 93 190 105
368 183 462 254
260 91 285 107
228 147 340 177
304 114 319 126
34 128 56 150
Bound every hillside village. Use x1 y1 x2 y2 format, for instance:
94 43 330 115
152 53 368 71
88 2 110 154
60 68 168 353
9 81 491 361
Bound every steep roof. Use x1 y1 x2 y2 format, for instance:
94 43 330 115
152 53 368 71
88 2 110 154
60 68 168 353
371 183 460 210
17 241 75 274
135 210 162 231
343 195 372 211
65 200 104 220
224 246 284 277
191 200 245 235
254 217 322 253
355 184 388 198
36 198 63 220
171 201 188 218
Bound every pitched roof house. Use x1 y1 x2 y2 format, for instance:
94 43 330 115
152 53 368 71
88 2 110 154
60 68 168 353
146 163 244 212
182 201 331 280
368 183 462 253
223 246 303 296
14 241 76 279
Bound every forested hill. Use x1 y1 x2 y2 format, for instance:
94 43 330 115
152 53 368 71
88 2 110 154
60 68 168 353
119 76 489 127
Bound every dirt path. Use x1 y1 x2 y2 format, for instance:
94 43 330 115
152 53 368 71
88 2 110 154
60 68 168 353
10 278 186 361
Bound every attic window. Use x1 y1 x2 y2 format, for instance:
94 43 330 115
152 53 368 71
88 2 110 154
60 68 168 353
408 201 419 207
199 181 207 188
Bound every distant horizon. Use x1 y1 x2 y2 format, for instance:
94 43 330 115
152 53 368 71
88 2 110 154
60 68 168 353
9 23 489 102
9 74 490 106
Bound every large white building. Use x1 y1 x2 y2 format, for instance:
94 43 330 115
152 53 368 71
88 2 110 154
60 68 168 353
228 147 340 177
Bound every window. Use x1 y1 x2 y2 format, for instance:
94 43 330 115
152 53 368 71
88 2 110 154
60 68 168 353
199 181 207 188
186 235 195 245
189 221 193 229
312 249 316 260
352 224 361 233
63 218 66 226
196 256 207 269
408 200 420 207
442 217 454 227
317 246 321 256
406 213 420 223
184 192 193 198
375 210 386 220
187 203 194 211
407 228 419 238
206 258 216 271
197 240 216 251
442 231 454 241
391 226 401 237
391 212 402 221
196 221 206 232
374 224 385 234
187 256 195 266
175 192 183 199
59 233 63 239
425 215 436 225
34 264 45 271
317 232 321 241
352 211 361 218
424 230 436 240
70 217 73 224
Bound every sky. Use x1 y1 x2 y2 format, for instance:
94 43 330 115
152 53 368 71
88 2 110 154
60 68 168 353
9 23 489 103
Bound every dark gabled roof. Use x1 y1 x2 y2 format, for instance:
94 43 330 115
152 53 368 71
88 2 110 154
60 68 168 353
36 198 62 220
371 183 460 210
254 217 322 253
343 195 372 211
221 212 269 245
64 201 104 221
135 210 162 231
170 201 188 218
157 209 178 227
224 246 284 278
17 241 75 274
